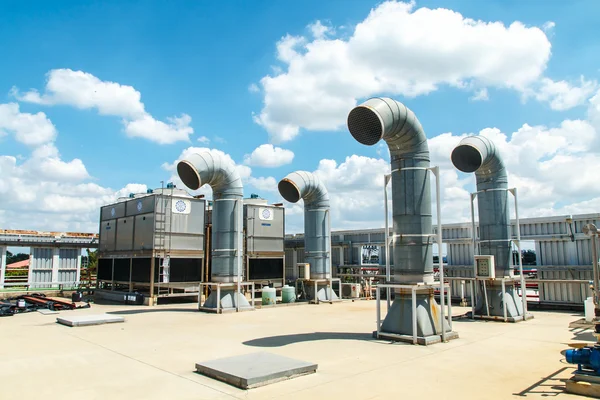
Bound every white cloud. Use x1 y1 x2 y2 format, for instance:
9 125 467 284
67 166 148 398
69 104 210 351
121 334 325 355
197 136 210 143
308 20 331 39
0 102 148 232
470 88 489 101
542 21 556 32
281 87 600 232
248 83 260 93
12 69 194 144
254 0 553 142
0 103 57 146
531 76 597 111
123 114 193 144
0 148 143 232
243 144 295 167
247 176 279 193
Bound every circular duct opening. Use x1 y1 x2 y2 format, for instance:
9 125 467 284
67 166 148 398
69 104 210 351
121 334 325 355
347 106 383 146
451 145 482 173
177 161 201 190
278 179 300 203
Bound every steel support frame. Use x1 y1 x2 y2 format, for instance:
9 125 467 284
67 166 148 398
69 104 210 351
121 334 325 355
294 278 342 304
469 187 528 319
375 283 453 344
197 281 255 314
383 166 445 337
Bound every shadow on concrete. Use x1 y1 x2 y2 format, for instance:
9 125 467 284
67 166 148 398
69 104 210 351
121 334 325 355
572 330 596 342
243 332 374 347
107 308 197 315
513 366 571 397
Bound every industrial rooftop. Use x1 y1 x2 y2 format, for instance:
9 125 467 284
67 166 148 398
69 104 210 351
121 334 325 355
1 300 589 400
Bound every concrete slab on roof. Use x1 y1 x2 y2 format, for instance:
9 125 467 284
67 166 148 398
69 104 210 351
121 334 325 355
195 352 317 389
56 313 124 327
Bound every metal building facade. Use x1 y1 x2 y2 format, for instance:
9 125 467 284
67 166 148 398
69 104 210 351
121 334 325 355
284 213 600 307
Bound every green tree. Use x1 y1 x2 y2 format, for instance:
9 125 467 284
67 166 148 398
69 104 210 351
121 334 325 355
86 249 98 272
6 251 29 265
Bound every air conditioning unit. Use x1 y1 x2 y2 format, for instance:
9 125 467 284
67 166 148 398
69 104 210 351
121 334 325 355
342 283 361 299
297 263 310 280
474 255 495 279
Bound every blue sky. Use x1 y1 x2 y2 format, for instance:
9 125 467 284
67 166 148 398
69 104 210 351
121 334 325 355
1 0 600 234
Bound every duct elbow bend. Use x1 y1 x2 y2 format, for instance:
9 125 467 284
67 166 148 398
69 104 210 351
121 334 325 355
451 135 507 186
176 151 243 198
347 97 429 160
277 171 329 209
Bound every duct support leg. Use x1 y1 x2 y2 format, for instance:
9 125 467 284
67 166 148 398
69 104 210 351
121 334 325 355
0 246 5 289
474 281 526 320
378 288 457 344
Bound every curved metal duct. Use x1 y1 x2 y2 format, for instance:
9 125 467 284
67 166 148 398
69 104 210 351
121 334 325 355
347 97 450 337
278 171 330 280
348 97 432 284
177 151 243 282
451 135 523 318
177 151 249 310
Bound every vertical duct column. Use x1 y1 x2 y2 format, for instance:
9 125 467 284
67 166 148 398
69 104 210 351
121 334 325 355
347 97 449 337
177 151 250 310
51 247 60 288
278 171 337 301
451 135 524 318
0 246 6 289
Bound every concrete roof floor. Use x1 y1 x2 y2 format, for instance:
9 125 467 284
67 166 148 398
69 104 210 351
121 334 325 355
0 299 590 400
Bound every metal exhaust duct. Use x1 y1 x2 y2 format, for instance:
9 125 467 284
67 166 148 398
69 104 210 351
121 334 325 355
278 171 337 301
177 151 250 309
451 136 523 318
347 97 449 337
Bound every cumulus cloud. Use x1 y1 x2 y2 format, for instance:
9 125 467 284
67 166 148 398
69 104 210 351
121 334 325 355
308 20 331 39
470 88 489 102
12 69 194 144
0 103 57 146
0 101 149 231
243 144 295 167
0 148 145 232
247 176 279 193
281 87 600 233
529 76 598 111
253 0 554 142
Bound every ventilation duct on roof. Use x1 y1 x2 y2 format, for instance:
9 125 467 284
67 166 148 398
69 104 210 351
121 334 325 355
347 97 451 337
451 135 524 318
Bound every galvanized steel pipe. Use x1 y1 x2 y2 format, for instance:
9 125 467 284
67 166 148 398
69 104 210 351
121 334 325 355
278 171 331 279
451 136 511 278
177 151 243 282
347 97 433 285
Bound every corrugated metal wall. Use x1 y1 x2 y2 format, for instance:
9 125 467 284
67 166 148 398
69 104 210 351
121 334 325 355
539 266 592 304
58 248 79 283
28 247 80 287
285 213 600 307
29 248 53 286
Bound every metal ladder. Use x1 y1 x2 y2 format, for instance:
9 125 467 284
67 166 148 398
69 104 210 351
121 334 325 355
156 183 174 298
